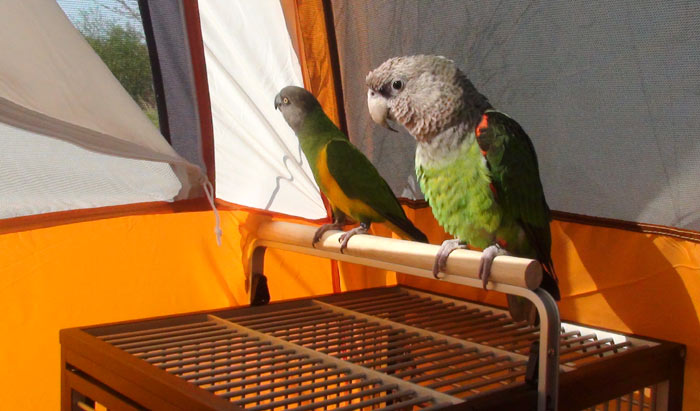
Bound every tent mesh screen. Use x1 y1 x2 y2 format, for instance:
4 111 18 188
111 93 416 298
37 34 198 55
57 0 160 129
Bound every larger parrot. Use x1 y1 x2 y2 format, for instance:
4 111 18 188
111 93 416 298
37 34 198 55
275 86 427 251
366 55 559 322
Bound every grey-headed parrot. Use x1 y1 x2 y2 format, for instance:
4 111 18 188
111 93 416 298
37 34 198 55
366 55 559 322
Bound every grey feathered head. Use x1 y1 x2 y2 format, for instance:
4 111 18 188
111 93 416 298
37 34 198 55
366 55 490 142
275 86 321 133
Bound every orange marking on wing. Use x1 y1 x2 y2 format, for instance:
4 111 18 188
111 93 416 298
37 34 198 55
316 145 378 220
475 113 489 136
489 182 498 198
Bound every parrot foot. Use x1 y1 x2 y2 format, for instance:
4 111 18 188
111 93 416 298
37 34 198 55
478 244 510 290
432 239 468 279
338 222 370 253
312 222 345 247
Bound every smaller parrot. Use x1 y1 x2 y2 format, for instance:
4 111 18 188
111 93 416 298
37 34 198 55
275 86 427 251
366 55 559 322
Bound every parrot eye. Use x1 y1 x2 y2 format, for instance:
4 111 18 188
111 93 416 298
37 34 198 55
283 97 290 104
392 80 403 90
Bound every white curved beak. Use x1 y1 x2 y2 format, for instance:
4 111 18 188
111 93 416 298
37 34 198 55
367 90 397 132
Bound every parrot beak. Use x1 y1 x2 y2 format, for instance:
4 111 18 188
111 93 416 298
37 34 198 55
274 93 282 110
367 90 397 132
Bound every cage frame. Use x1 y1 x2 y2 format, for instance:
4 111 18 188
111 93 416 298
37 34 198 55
60 221 685 410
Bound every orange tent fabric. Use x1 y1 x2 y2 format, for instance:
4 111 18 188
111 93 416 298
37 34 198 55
3 209 696 409
0 210 338 410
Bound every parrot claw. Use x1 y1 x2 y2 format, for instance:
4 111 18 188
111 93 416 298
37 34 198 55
432 239 468 279
478 244 509 290
312 222 345 247
338 223 370 253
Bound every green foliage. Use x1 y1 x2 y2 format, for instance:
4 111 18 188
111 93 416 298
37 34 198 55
143 103 160 129
76 6 158 127
85 24 155 109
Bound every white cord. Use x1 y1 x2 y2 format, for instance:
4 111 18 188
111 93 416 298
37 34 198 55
202 180 222 246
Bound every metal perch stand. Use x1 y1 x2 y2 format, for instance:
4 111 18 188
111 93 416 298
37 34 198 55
249 220 561 411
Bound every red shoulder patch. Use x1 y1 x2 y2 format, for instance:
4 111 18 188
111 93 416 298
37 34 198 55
489 182 498 198
475 113 489 137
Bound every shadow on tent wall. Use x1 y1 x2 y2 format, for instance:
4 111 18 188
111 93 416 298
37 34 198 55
556 219 700 402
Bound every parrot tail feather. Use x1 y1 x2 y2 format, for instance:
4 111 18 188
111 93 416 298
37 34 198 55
384 215 428 243
539 268 561 301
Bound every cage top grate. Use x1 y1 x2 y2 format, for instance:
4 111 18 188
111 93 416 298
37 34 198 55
87 286 655 410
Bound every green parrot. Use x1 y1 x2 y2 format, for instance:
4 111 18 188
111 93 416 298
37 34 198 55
274 86 427 251
366 55 559 322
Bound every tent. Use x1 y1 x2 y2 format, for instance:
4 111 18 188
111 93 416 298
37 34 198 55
1 0 698 409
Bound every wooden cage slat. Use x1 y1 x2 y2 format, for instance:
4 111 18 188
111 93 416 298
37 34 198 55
444 370 525 395
560 338 615 356
134 335 261 360
349 297 445 316
387 349 489 378
183 356 321 383
243 312 346 334
244 379 385 411
120 329 235 352
103 324 225 345
302 325 397 351
331 293 427 310
411 355 513 384
224 305 325 325
234 373 361 405
270 318 369 340
397 308 487 329
215 365 339 396
97 320 217 341
219 368 352 398
235 309 341 329
161 347 296 371
427 359 526 390
326 335 431 360
333 392 431 411
562 341 634 363
147 341 280 365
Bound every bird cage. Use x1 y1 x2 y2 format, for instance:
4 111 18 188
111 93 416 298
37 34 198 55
61 223 684 410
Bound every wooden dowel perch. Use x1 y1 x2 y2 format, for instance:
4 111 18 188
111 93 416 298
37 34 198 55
255 221 542 290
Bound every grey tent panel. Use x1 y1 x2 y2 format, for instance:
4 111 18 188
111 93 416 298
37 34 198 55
331 0 700 231
146 0 207 172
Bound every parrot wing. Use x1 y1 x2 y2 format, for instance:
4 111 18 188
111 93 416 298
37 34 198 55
325 139 427 242
478 111 559 299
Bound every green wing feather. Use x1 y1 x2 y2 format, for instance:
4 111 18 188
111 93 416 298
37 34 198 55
325 139 427 242
478 111 559 298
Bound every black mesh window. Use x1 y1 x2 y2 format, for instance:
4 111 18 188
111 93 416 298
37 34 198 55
330 0 700 230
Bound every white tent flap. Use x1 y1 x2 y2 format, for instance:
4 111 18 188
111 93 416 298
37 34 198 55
0 121 181 219
200 0 326 220
0 0 204 204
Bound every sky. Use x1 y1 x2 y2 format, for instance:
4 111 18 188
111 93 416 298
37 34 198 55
56 0 140 29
